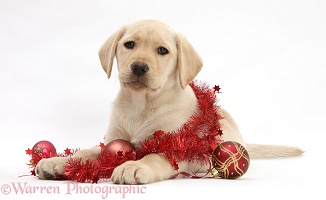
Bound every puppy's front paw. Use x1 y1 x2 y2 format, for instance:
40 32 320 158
36 157 68 180
111 160 157 184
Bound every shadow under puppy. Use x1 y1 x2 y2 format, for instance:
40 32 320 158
36 20 303 184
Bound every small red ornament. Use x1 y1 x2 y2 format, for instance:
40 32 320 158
31 140 57 165
214 85 221 93
25 148 33 155
102 139 135 155
99 142 106 150
211 141 250 179
64 148 73 156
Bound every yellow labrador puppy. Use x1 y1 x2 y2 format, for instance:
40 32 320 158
36 20 303 184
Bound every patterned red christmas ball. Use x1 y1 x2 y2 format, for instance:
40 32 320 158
31 140 57 164
212 141 250 179
103 139 135 155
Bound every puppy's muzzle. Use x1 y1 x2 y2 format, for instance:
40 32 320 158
131 61 149 77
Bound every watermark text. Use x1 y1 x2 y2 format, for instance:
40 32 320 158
1 182 146 199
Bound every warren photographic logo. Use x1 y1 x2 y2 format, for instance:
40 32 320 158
1 182 146 199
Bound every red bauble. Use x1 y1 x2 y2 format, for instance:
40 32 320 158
212 141 250 179
31 140 57 164
103 139 135 155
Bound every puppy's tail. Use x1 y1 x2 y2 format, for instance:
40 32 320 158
246 144 304 158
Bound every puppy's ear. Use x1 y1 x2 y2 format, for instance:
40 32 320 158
98 27 125 78
176 33 203 89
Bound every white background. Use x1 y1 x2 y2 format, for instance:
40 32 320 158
1 0 325 199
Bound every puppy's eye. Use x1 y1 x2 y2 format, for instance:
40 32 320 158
124 41 135 49
158 47 169 55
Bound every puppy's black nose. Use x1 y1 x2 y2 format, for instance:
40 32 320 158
131 61 149 77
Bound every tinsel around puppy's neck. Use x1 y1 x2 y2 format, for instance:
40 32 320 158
63 80 223 183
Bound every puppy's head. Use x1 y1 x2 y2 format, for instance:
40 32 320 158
99 20 202 93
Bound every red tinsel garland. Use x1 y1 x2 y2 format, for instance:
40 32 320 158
63 81 223 183
25 147 79 178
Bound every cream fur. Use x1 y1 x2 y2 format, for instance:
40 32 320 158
36 20 303 184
